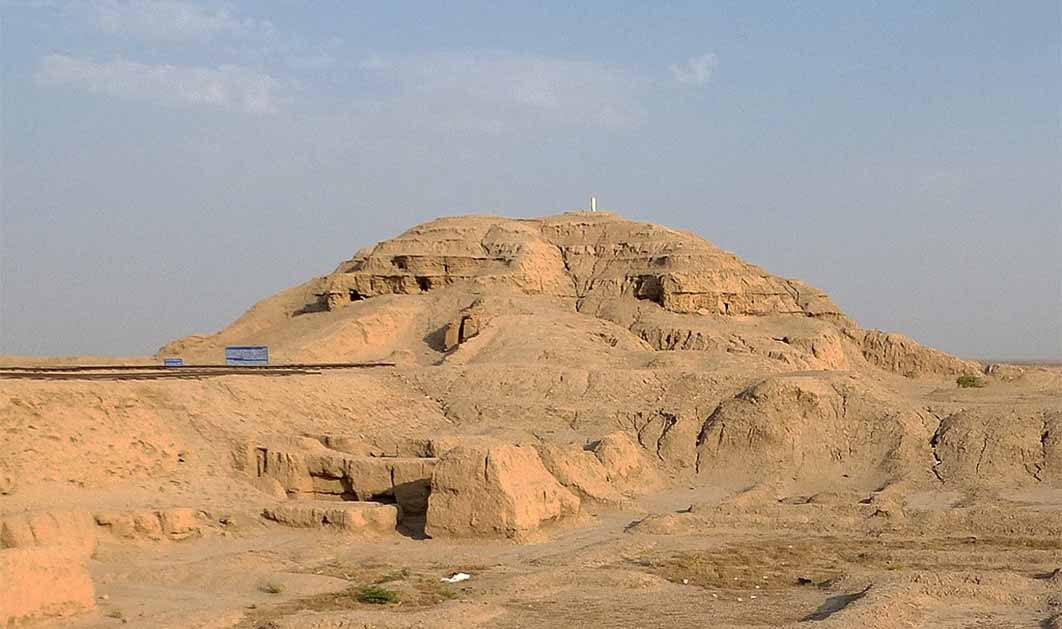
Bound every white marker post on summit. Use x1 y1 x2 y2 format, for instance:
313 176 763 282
590 196 597 212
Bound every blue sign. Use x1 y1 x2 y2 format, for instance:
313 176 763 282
225 346 269 366
162 357 184 367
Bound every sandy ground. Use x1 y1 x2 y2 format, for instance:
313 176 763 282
52 481 1061 629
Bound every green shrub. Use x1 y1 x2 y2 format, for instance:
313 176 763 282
956 375 985 388
356 585 400 604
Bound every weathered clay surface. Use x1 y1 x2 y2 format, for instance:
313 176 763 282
0 546 96 625
262 501 398 534
590 432 662 489
94 508 203 541
0 510 97 558
425 444 580 539
534 443 627 505
932 409 1062 484
695 375 934 486
252 445 436 516
843 328 981 377
315 212 841 318
0 511 97 625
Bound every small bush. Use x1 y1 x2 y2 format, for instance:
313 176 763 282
356 585 400 605
956 375 986 388
259 580 285 594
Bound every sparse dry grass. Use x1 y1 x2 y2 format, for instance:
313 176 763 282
642 540 846 590
639 535 1062 592
356 585 400 604
374 568 412 584
236 564 467 627
259 580 285 594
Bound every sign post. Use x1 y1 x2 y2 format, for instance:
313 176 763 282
225 346 269 366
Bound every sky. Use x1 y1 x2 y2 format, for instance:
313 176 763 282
0 1 1059 360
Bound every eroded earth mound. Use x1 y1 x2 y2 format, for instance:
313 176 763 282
2 211 1059 627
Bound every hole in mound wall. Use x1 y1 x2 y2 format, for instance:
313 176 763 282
293 300 329 316
634 275 663 305
423 324 450 353
306 473 430 537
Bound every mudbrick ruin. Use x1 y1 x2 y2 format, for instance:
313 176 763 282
2 212 1060 628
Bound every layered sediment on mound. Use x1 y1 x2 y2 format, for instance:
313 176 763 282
315 212 842 318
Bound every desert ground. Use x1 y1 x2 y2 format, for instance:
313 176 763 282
2 211 1060 628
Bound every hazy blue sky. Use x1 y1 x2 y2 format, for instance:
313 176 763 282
1 1 1059 359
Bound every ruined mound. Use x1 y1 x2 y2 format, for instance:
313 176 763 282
3 210 1060 627
160 211 977 381
146 211 1030 496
